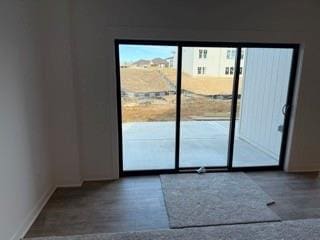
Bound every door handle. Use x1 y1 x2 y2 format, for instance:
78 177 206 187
282 104 290 116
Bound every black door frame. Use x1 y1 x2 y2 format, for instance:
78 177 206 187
115 39 299 176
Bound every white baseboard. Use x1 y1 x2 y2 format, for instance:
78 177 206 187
12 181 83 240
82 177 116 182
11 177 116 240
285 167 320 173
55 176 117 188
11 185 56 240
56 181 83 188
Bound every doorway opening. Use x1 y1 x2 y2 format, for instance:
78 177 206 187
115 40 299 176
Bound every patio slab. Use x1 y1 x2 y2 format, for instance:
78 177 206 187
122 121 278 170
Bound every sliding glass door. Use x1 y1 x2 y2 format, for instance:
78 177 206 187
116 40 298 175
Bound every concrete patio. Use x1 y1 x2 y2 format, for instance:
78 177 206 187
122 121 278 170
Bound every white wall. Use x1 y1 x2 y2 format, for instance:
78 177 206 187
42 1 82 187
182 48 245 77
0 1 55 240
182 48 195 75
238 48 293 158
69 0 320 177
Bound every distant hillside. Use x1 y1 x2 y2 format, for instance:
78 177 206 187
151 58 168 65
120 68 172 92
133 59 150 65
132 58 168 66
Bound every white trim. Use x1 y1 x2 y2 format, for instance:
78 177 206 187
82 177 115 182
9 180 88 240
56 178 84 188
11 185 56 240
55 181 83 188
285 167 320 173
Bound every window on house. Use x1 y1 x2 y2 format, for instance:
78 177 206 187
225 67 229 74
202 67 206 74
199 50 203 59
230 67 234 74
239 67 243 74
203 49 207 58
231 50 236 59
226 50 231 59
197 67 202 74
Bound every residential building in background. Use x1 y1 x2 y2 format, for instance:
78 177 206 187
180 48 245 77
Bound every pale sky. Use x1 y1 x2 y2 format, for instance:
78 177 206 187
119 44 176 63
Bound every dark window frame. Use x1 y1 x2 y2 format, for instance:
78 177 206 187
115 39 300 176
226 50 231 59
203 49 208 58
231 49 236 58
197 66 202 74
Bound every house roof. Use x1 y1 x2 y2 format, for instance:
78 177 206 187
133 59 150 65
151 58 168 65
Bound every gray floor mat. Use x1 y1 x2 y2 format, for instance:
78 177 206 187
160 172 280 228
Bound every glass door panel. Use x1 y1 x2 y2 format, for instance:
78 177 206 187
233 48 293 167
119 44 178 170
179 47 237 168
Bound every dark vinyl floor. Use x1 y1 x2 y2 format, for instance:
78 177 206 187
25 171 320 238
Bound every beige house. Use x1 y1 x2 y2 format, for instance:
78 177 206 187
170 48 245 77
